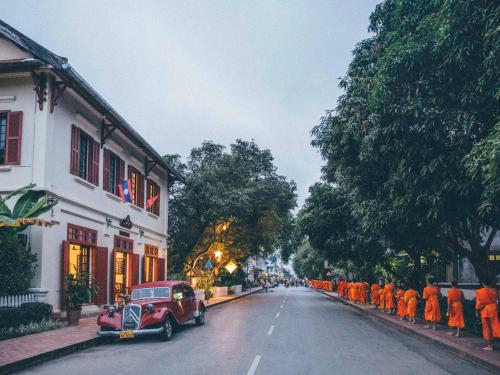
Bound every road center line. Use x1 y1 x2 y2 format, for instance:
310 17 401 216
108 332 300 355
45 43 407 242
247 355 261 375
267 325 275 335
280 305 283 309
275 312 280 318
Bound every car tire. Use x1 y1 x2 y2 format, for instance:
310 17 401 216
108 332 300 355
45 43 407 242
195 310 205 326
160 318 173 341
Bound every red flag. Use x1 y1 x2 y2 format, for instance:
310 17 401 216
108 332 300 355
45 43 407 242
146 195 159 209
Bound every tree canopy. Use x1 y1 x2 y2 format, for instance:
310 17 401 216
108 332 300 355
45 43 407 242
165 140 297 274
308 0 499 282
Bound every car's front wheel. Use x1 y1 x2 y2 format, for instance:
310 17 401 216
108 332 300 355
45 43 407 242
160 319 173 341
195 310 205 326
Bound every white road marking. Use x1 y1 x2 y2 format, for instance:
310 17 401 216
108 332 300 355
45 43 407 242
280 305 283 309
275 312 280 318
267 325 275 335
247 355 261 375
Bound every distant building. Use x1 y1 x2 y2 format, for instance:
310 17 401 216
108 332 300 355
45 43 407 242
0 21 183 312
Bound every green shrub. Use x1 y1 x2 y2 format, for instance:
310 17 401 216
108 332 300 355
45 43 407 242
0 302 52 329
0 319 64 341
228 289 235 295
0 235 37 294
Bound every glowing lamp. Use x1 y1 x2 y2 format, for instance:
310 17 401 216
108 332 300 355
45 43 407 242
225 260 237 274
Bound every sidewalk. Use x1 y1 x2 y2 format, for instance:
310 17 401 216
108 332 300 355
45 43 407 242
318 289 500 373
0 287 262 374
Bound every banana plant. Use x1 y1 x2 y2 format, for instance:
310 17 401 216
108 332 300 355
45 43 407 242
0 184 57 231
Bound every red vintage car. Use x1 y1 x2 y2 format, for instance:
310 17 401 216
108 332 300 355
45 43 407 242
97 281 206 341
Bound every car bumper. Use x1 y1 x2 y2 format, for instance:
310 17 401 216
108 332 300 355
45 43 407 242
97 327 164 337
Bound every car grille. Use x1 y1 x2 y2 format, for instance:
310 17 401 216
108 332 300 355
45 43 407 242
122 304 141 330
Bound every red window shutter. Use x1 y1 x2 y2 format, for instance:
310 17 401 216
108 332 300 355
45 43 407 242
138 173 144 208
91 139 100 185
119 159 125 182
93 247 108 305
132 254 140 287
157 258 165 281
62 241 70 309
70 125 80 175
142 255 146 284
156 185 161 216
6 111 22 165
103 149 110 192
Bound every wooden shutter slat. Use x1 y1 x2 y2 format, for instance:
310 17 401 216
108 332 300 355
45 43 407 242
111 250 116 304
70 125 80 174
6 111 22 165
103 149 110 192
62 241 70 309
138 172 144 208
91 139 100 185
93 247 108 304
157 258 165 281
156 185 161 216
132 254 140 287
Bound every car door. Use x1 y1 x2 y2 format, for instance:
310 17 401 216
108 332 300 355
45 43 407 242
170 285 185 322
181 284 196 321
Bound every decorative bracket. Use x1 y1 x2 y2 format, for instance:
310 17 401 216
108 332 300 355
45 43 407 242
32 72 48 111
101 118 117 147
50 78 68 113
144 156 158 178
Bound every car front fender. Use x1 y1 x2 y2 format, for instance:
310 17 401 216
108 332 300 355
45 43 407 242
97 311 122 330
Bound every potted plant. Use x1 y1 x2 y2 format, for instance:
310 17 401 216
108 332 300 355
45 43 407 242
60 272 99 325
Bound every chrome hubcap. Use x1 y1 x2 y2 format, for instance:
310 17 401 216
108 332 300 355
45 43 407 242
165 321 172 336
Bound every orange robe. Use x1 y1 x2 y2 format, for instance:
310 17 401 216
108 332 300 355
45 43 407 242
378 288 385 310
423 285 441 323
371 283 380 305
447 288 464 328
476 287 500 341
359 282 369 304
396 289 407 318
404 289 418 319
384 284 395 309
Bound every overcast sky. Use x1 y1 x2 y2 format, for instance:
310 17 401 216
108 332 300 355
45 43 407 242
2 0 379 208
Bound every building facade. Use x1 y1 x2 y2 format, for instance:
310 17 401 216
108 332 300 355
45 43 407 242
0 21 183 312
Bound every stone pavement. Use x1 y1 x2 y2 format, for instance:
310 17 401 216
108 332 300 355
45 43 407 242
0 287 262 374
319 289 500 373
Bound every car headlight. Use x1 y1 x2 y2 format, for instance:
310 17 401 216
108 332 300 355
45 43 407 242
145 303 154 313
107 306 116 316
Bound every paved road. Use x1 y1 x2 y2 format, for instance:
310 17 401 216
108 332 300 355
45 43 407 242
20 287 494 375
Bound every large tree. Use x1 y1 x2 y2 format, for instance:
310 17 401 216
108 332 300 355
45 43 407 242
165 140 297 273
312 0 499 282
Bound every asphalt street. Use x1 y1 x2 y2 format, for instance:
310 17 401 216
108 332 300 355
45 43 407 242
19 287 494 375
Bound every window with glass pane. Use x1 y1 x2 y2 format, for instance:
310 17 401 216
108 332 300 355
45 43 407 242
0 113 7 165
79 133 89 180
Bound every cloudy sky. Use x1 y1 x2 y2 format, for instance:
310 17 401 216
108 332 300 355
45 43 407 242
2 0 379 208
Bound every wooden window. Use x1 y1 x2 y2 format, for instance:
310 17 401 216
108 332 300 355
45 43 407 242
67 224 97 246
128 166 144 208
70 125 100 185
114 235 134 253
103 149 124 195
0 111 22 165
143 244 160 283
146 180 160 216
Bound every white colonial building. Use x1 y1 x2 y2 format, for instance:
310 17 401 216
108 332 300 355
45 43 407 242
0 21 183 312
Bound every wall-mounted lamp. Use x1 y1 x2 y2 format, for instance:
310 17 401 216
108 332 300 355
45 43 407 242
105 217 112 227
139 229 144 237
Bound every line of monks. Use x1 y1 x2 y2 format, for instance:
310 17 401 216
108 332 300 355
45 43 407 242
333 277 500 350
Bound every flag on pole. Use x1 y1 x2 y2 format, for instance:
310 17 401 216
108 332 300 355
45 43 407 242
118 179 134 203
146 195 159 209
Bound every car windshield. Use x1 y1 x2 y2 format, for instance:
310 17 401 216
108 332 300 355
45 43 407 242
131 287 170 300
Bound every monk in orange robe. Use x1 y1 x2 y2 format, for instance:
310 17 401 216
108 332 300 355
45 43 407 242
359 281 369 304
371 282 380 306
378 286 385 311
384 280 395 314
404 287 419 323
447 281 464 337
475 278 500 350
396 285 407 320
423 277 441 330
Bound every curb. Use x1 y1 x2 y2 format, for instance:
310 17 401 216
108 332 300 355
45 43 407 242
0 337 104 375
317 289 500 374
206 287 263 309
0 288 262 375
